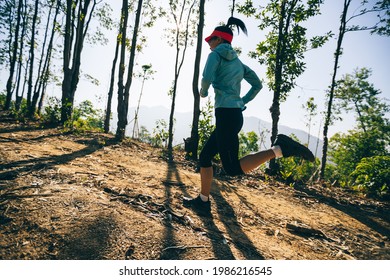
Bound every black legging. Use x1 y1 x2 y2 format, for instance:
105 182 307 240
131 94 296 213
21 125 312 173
199 107 244 176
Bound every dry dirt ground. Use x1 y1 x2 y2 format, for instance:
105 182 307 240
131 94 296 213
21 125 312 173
0 113 389 260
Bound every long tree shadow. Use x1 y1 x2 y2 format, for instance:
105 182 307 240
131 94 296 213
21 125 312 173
159 161 183 259
0 123 55 134
294 185 390 238
0 131 117 180
162 161 236 260
211 181 265 260
0 132 68 144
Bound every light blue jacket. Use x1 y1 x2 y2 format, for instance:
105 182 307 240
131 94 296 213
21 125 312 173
200 43 262 109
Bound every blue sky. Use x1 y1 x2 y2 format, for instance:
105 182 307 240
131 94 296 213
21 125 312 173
1 0 389 139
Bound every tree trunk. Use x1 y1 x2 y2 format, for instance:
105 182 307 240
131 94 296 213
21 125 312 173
104 32 120 133
320 0 351 179
115 0 128 140
269 0 299 173
14 0 27 111
61 0 75 124
26 0 39 114
167 0 197 157
269 0 288 172
187 0 205 160
168 73 178 154
61 0 95 125
38 0 60 114
30 0 54 117
5 0 23 110
116 0 143 141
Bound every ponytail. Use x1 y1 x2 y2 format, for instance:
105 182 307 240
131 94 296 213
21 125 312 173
226 17 247 36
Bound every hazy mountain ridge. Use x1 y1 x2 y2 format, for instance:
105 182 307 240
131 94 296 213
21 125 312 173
111 106 323 158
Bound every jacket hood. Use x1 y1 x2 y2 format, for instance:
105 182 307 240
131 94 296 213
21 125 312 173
214 43 238 61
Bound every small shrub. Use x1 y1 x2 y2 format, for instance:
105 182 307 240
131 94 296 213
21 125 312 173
350 156 389 197
151 119 169 148
66 100 104 133
42 97 62 126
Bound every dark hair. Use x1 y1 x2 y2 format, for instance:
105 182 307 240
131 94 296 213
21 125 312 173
214 17 247 43
227 17 247 35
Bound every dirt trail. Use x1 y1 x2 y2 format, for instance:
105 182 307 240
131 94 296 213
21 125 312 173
0 114 389 260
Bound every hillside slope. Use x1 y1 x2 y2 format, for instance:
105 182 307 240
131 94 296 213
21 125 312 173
0 114 389 260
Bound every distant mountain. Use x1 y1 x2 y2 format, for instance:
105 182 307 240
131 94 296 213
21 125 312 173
110 106 323 159
242 116 323 158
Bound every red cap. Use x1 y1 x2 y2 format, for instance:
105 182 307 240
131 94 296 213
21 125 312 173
205 30 233 43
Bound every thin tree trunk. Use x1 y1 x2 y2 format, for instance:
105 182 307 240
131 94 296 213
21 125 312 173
26 0 39 114
187 0 205 160
104 32 120 133
38 0 60 114
115 0 128 139
5 0 23 110
14 0 27 111
116 0 143 141
354 100 367 134
269 0 298 172
167 0 196 157
320 0 351 179
269 0 287 172
61 0 74 124
30 0 52 117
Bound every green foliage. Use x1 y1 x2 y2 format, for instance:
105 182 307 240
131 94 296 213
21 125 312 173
239 131 259 158
238 0 330 100
371 0 390 36
335 68 390 142
41 97 62 125
0 93 29 122
310 31 334 49
323 162 341 184
12 98 29 122
46 99 104 133
198 99 215 153
350 156 390 197
329 129 389 180
151 119 170 148
138 125 153 144
0 93 5 109
344 0 390 36
329 130 388 184
70 100 104 132
326 68 390 196
302 96 318 146
278 156 318 184
329 68 390 191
